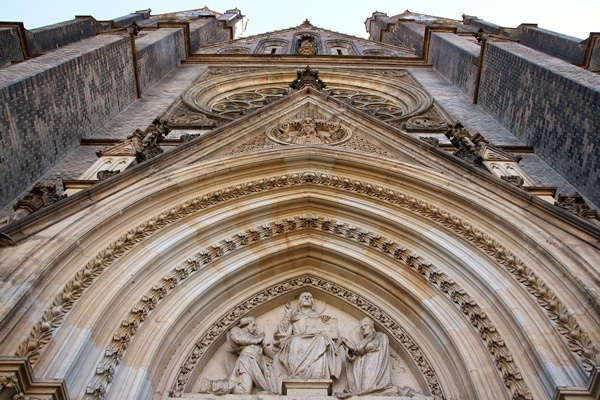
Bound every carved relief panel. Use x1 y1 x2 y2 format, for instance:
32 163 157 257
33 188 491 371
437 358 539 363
191 293 426 397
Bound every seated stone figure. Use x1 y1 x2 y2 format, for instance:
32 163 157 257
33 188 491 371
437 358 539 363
336 317 422 398
274 292 341 380
199 317 277 395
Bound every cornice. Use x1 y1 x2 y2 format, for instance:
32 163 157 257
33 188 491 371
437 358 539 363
183 54 431 68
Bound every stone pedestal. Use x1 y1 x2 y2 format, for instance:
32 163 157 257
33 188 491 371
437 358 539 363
281 379 332 396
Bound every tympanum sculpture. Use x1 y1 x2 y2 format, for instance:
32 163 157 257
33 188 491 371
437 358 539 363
274 292 341 380
199 317 277 395
336 317 423 398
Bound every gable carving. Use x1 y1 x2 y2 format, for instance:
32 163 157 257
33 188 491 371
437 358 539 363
266 110 351 145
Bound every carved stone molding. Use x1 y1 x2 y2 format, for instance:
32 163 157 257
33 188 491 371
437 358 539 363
553 366 600 400
206 67 264 76
338 136 398 159
12 183 66 222
0 357 68 400
17 171 599 398
555 192 600 224
126 117 171 163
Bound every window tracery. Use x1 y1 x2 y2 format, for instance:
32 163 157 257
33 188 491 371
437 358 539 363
210 86 414 121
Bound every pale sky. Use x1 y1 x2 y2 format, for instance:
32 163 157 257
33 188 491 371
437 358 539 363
2 0 599 40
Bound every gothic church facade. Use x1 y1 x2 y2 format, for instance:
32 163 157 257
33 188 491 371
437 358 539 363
0 7 599 400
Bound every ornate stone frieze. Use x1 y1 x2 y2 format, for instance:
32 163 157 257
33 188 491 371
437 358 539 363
18 172 599 399
265 111 351 145
223 135 278 156
165 273 443 398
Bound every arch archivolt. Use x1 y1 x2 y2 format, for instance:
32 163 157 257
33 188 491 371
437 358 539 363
15 168 600 399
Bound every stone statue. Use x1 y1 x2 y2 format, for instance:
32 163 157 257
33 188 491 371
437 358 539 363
199 317 277 395
298 34 317 55
274 292 341 380
336 317 422 398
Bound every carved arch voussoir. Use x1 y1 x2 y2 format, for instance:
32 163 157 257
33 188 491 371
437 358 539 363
17 171 598 398
87 215 531 399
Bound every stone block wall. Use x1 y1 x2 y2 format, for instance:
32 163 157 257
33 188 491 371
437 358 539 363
478 41 600 204
467 19 501 34
396 22 425 56
514 25 586 65
428 32 480 100
189 18 232 52
136 28 185 94
112 13 147 28
27 18 98 55
0 27 24 68
590 37 600 72
0 35 136 208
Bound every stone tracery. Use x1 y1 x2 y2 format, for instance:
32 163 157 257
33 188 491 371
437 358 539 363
180 67 434 125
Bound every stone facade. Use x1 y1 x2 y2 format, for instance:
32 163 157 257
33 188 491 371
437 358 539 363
0 6 599 400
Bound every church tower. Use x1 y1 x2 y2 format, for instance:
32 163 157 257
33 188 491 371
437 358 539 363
0 7 599 400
